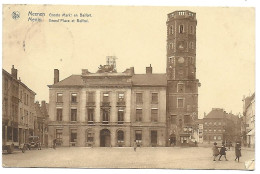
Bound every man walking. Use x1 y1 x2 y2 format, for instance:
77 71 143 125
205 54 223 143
212 142 219 161
134 140 137 152
53 138 57 150
235 142 241 162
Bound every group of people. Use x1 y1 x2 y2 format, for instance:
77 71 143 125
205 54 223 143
212 142 242 162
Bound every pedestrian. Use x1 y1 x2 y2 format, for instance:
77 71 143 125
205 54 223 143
218 143 228 161
228 141 231 150
53 138 57 150
235 142 241 162
134 140 137 152
212 142 219 161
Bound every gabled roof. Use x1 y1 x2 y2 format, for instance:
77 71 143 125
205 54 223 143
132 74 167 86
49 75 84 88
205 108 225 119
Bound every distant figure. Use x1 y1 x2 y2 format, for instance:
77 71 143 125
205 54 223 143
53 138 57 150
235 142 241 162
227 141 231 150
134 140 137 152
195 140 197 147
218 143 228 161
212 142 219 161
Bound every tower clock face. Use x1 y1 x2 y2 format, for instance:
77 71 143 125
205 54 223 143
178 57 184 64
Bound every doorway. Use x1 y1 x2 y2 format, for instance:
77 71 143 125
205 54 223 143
100 129 111 147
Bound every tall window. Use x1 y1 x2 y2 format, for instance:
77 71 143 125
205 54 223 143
171 115 177 124
102 109 109 124
151 93 158 104
71 109 77 121
56 108 63 121
118 109 124 124
118 92 125 102
184 115 191 123
71 93 77 103
151 130 157 145
177 83 184 93
56 129 63 145
57 93 63 102
179 25 184 33
136 93 143 104
88 92 95 102
136 109 142 122
70 129 77 143
87 108 94 123
117 130 124 143
190 25 194 34
103 93 109 102
177 98 184 108
151 109 158 122
86 129 94 142
170 25 174 34
135 130 142 143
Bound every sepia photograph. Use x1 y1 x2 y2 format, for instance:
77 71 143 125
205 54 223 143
1 2 256 171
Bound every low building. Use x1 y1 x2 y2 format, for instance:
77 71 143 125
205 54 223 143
203 108 241 145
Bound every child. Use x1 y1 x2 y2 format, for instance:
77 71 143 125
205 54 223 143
218 143 228 161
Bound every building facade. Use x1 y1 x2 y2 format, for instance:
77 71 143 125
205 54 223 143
203 108 241 145
34 101 49 147
48 10 199 147
242 93 255 148
166 11 200 146
2 66 36 152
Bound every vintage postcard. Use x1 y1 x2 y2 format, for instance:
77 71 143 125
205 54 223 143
2 4 255 170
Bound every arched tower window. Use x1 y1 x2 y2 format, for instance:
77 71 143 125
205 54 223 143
170 25 174 34
190 25 194 34
179 25 184 33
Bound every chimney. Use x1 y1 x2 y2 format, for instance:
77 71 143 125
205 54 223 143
54 69 59 84
146 64 152 74
130 67 135 75
11 65 18 79
41 100 46 107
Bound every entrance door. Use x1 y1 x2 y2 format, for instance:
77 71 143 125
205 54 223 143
170 134 176 146
151 130 157 146
100 129 111 147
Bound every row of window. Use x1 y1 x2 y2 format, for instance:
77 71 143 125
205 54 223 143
56 92 160 105
56 108 160 123
204 135 222 141
204 129 225 132
204 122 225 126
56 129 158 144
168 41 195 50
169 25 194 35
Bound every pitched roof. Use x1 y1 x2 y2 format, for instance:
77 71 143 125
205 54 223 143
205 108 225 119
132 74 167 86
49 75 84 87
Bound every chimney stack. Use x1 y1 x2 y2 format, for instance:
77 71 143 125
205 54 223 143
146 64 152 74
11 65 18 79
54 69 59 84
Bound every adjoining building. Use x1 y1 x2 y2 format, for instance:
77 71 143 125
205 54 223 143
47 10 200 147
202 108 241 145
2 66 36 152
34 101 49 147
241 93 255 148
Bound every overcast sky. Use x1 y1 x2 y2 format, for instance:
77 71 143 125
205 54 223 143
3 5 255 118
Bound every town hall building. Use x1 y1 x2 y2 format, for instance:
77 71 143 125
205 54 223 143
48 10 200 147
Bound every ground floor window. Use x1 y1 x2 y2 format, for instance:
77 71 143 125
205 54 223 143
86 129 94 142
56 129 63 145
151 130 157 145
117 130 124 143
135 130 142 144
70 129 77 145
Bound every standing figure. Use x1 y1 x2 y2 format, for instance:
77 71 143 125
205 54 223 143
212 142 219 161
235 142 241 162
218 143 228 161
134 140 137 152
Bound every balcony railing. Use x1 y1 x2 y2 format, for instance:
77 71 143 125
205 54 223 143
118 121 124 124
86 102 95 107
102 120 109 124
117 101 126 106
87 121 94 124
101 102 110 107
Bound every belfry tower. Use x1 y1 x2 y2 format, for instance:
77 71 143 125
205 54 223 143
166 10 200 146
